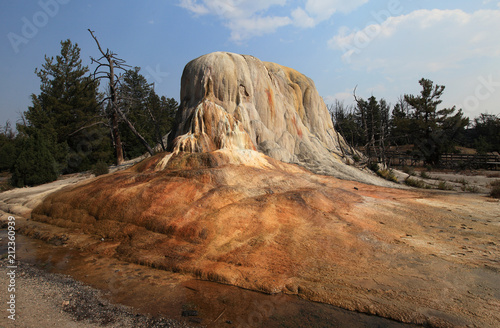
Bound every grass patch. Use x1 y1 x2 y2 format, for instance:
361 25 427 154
376 169 398 183
437 181 453 191
465 185 479 193
405 177 431 189
490 180 500 198
420 171 431 179
491 180 500 187
369 163 398 183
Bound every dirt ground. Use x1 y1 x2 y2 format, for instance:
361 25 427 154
0 154 499 328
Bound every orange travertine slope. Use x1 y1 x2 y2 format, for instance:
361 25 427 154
26 53 500 327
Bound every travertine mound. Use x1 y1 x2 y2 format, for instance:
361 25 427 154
167 52 386 185
30 151 500 327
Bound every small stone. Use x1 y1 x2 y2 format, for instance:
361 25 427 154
182 310 198 317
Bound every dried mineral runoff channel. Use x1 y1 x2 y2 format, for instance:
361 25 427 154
0 230 422 327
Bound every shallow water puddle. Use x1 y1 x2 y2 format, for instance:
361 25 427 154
1 230 421 327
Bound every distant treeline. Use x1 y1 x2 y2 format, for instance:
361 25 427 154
330 78 500 166
0 39 178 187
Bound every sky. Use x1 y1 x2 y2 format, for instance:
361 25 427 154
1 0 500 129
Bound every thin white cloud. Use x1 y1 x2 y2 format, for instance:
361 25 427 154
179 0 369 40
328 9 500 72
178 0 290 41
178 0 210 15
228 15 292 40
292 0 368 27
291 7 316 28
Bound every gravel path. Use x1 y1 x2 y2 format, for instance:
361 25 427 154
0 259 193 328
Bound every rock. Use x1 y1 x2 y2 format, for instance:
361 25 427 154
181 310 198 317
167 52 389 185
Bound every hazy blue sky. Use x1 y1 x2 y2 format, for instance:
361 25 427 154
1 0 500 128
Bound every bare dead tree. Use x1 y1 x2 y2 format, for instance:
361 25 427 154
88 29 154 165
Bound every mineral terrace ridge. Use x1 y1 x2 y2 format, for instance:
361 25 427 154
9 52 500 327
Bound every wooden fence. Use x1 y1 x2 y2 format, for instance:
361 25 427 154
371 151 500 170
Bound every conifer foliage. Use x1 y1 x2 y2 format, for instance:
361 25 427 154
18 39 112 176
11 131 58 187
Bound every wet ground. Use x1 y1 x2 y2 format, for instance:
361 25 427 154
0 230 422 327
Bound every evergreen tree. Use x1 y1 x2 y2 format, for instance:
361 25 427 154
390 97 412 146
353 94 390 162
330 100 361 148
404 78 468 165
11 132 58 187
19 39 112 173
119 67 154 158
0 122 18 172
471 113 500 153
118 67 178 158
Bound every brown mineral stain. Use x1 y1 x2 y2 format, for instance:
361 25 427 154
19 151 500 327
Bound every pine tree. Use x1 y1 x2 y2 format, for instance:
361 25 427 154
19 39 112 173
390 97 412 146
11 132 58 187
471 113 500 153
0 122 18 172
404 78 468 165
118 67 178 158
353 92 390 162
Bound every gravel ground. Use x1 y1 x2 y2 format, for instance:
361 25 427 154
0 259 194 328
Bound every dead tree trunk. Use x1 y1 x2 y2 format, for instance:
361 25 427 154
108 58 124 164
88 29 154 164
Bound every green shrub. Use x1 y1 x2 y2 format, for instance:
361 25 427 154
377 169 398 183
491 180 500 198
405 177 430 189
368 162 379 172
420 171 431 179
437 181 453 190
0 141 17 172
11 133 58 187
92 160 109 177
465 185 479 193
490 185 500 198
